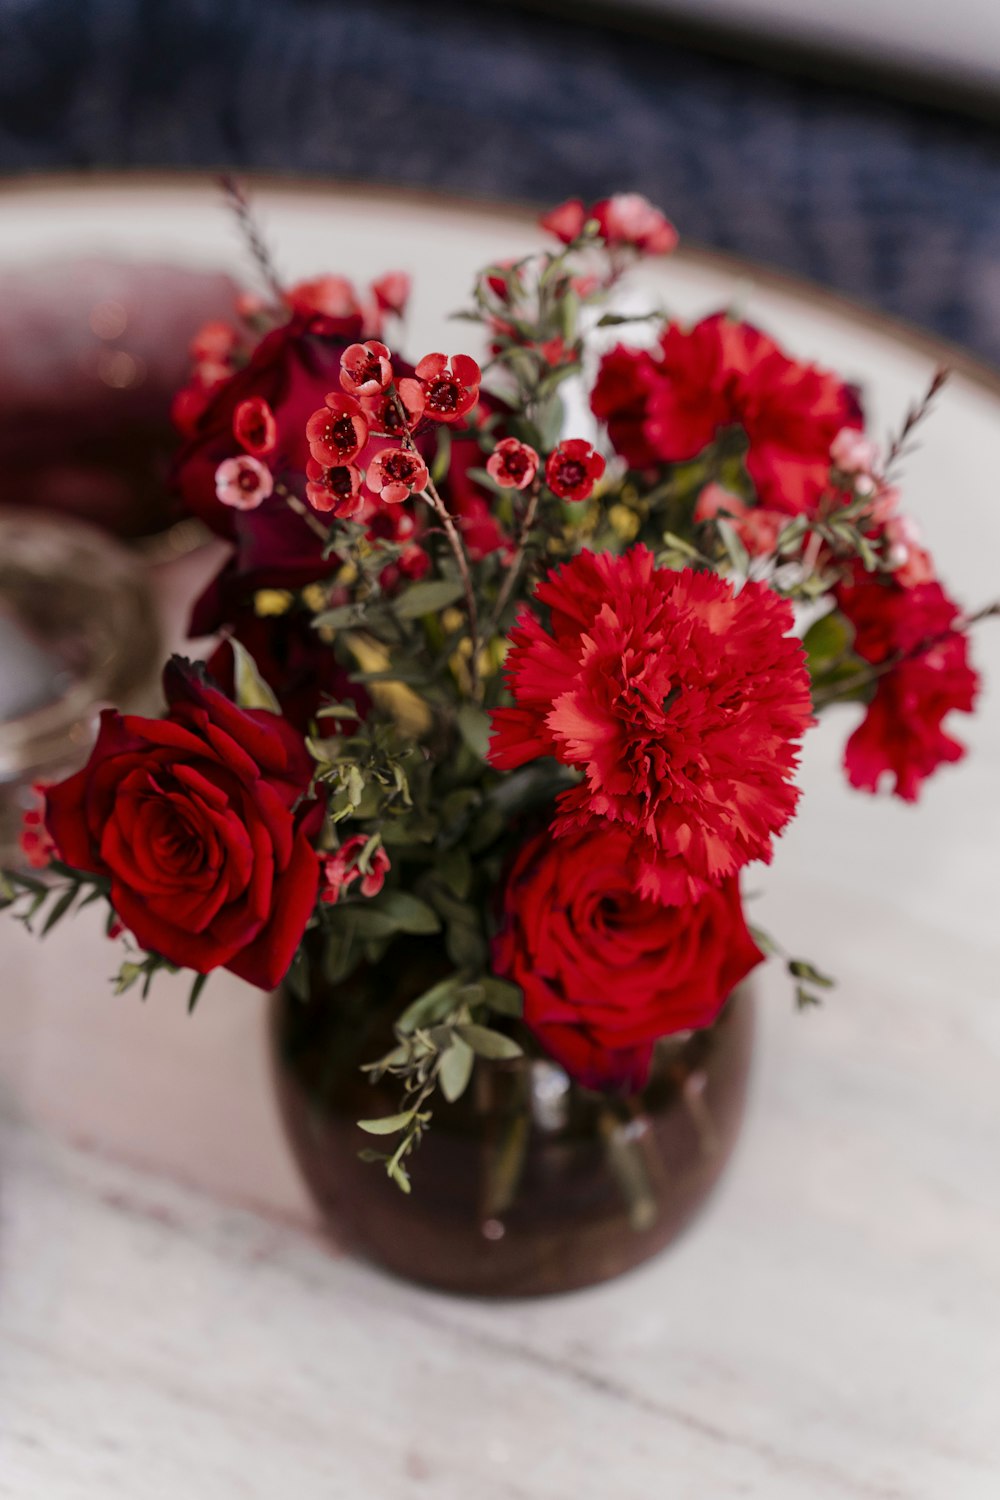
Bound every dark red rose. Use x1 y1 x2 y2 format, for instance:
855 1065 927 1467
43 658 320 989
492 823 762 1091
206 608 370 736
592 313 862 514
835 573 979 801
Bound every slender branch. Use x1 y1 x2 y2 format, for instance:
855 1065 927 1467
812 599 1000 710
218 174 285 305
883 366 950 479
486 484 540 637
274 480 330 543
390 393 483 699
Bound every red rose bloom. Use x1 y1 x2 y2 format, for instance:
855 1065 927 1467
42 659 320 989
305 458 364 517
489 548 813 903
592 313 861 514
835 573 979 801
340 340 393 397
493 824 762 1091
544 439 605 502
233 396 277 457
366 447 429 505
486 437 539 491
305 392 369 466
414 352 481 424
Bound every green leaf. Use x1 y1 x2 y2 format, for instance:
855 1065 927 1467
795 986 823 1010
396 976 463 1034
803 611 853 675
188 971 210 1013
230 639 281 714
716 516 750 577
455 1024 523 1061
788 959 835 989
436 847 471 900
357 1111 416 1136
40 884 79 936
456 702 491 760
439 1036 475 1103
312 604 371 630
393 579 466 619
475 977 524 1018
373 890 441 935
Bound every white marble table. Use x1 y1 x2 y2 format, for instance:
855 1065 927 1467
0 180 998 1499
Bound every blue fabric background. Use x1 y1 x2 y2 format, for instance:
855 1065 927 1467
4 0 1000 362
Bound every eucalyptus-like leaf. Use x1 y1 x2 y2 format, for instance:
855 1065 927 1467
455 1024 523 1061
230 639 281 714
439 1036 475 1103
357 1111 417 1135
393 579 467 619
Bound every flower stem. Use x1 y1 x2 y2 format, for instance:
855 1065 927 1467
487 484 540 637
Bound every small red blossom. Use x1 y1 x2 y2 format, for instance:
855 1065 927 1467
544 439 605 502
591 193 678 255
233 396 278 457
592 313 861 514
486 437 539 491
287 275 361 326
539 198 587 244
305 458 365 518
362 378 425 434
835 574 978 801
414 352 481 424
306 392 369 466
370 271 411 317
340 340 393 397
320 835 391 905
20 792 56 870
693 483 785 558
489 548 814 903
883 514 935 588
190 320 239 365
493 824 762 1091
366 447 429 505
214 455 273 510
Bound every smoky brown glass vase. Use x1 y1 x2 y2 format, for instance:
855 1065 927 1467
271 941 755 1298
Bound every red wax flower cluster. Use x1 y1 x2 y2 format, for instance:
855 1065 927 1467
592 312 861 514
489 548 814 903
540 193 678 255
492 825 762 1090
42 660 320 989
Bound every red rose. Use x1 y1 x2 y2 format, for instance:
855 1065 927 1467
835 573 979 800
493 824 762 1092
592 313 861 514
43 658 320 989
489 548 814 904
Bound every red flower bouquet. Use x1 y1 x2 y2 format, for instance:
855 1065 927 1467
4 188 994 1286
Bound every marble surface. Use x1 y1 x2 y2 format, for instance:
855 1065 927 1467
0 183 998 1498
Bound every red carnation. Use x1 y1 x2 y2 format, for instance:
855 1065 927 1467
305 458 364 517
592 313 861 514
340 340 393 397
493 824 762 1091
42 658 320 989
544 439 605 502
367 447 429 505
414 352 481 425
591 193 678 255
306 392 369 466
233 396 277 458
486 437 539 491
835 573 979 801
489 548 813 903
